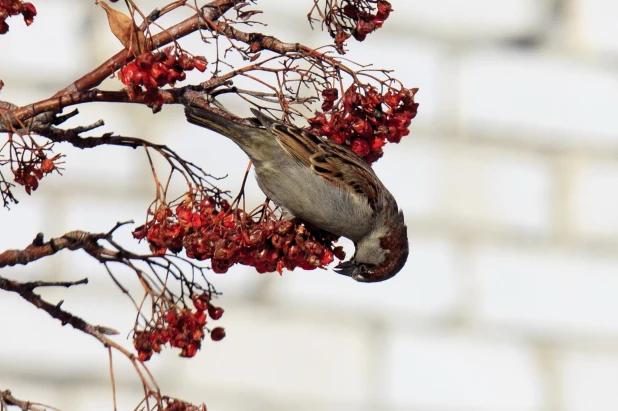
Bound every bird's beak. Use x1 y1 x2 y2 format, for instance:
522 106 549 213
334 260 360 277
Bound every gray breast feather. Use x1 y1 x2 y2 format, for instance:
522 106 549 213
254 159 374 242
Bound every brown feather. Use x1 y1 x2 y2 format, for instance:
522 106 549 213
251 109 381 210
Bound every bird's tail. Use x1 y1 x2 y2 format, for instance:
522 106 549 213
184 104 250 139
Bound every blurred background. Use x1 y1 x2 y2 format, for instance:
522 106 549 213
3 0 618 410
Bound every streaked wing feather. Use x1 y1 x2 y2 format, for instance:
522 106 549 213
268 122 380 210
269 123 315 168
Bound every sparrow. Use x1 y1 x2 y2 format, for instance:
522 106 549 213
184 103 408 282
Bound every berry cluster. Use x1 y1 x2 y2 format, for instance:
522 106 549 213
308 85 418 164
320 0 391 53
133 196 345 274
13 154 62 195
119 47 207 112
342 0 392 41
0 0 36 34
133 292 225 361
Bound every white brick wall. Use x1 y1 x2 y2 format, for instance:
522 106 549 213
473 245 618 339
557 349 618 411
458 51 618 146
570 159 618 241
568 0 618 56
386 331 544 410
4 1 618 411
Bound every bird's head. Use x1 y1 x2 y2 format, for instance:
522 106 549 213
334 210 408 283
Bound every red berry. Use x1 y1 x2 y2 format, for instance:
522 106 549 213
192 296 208 312
136 52 155 69
222 214 236 229
377 1 392 18
370 137 386 151
211 327 226 341
351 138 370 157
21 3 36 26
138 350 152 362
120 62 139 86
181 343 199 357
163 51 176 68
342 4 358 18
150 62 169 87
179 54 195 71
194 310 207 326
322 88 339 101
167 69 186 85
40 159 54 173
285 244 301 260
211 258 230 274
200 197 216 211
333 246 346 260
132 224 148 240
352 117 373 138
193 56 207 72
248 228 264 246
131 68 149 87
208 305 224 320
165 311 177 324
271 234 286 249
321 249 334 265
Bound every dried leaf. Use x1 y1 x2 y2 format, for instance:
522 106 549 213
99 1 148 54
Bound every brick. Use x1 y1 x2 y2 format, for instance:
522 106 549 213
274 237 460 318
372 138 445 218
440 144 552 233
570 160 618 240
459 51 618 145
380 140 552 233
386 330 543 410
569 0 618 56
473 245 618 338
557 350 618 411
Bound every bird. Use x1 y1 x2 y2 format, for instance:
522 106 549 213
184 103 408 282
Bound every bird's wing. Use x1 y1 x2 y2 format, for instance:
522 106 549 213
250 109 380 209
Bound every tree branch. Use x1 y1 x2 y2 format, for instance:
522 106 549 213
0 390 59 411
0 231 108 268
55 0 237 98
3 0 236 127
